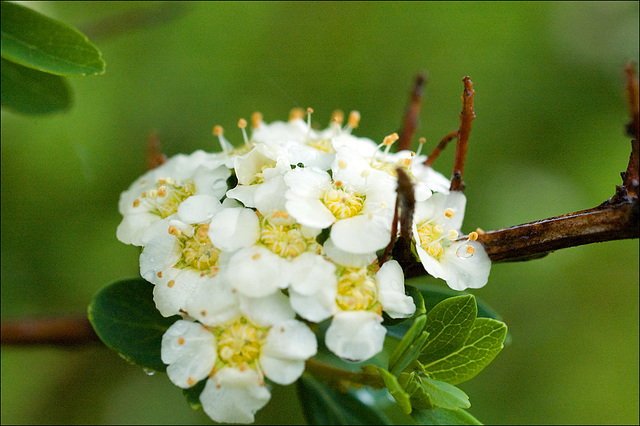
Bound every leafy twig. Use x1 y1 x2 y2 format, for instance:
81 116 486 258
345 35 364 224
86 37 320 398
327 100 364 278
449 76 475 192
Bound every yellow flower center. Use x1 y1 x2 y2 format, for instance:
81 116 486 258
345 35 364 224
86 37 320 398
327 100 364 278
335 267 382 314
135 178 196 219
216 318 266 367
174 223 221 276
417 221 445 260
323 187 365 219
306 138 335 153
259 214 317 259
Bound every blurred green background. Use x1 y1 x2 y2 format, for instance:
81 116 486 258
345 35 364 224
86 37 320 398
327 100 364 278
2 1 638 424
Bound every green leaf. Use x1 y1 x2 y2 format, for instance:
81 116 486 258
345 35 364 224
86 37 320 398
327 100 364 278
389 314 427 374
418 377 470 410
412 407 483 425
420 295 477 364
87 277 180 373
183 378 207 410
1 1 105 76
297 374 392 425
1 57 71 114
422 318 507 385
378 368 413 415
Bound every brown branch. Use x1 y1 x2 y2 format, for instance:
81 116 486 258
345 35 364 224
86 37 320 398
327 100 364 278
391 169 416 271
425 130 458 167
379 196 399 266
450 76 475 192
617 62 639 201
146 131 167 171
1 315 100 346
397 73 426 151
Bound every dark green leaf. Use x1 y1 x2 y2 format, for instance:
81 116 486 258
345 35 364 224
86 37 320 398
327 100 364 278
412 407 483 425
418 377 470 410
420 295 477 364
378 368 412 415
1 57 71 114
389 314 426 373
422 318 507 385
1 1 105 76
183 378 207 410
297 374 392 425
87 277 180 373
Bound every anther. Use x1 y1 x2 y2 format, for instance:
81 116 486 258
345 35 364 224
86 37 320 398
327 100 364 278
334 180 343 188
347 111 360 129
187 377 196 386
466 245 475 255
447 229 459 240
444 208 455 219
178 337 185 345
469 231 478 241
252 253 261 260
141 192 146 198
167 280 176 288
213 125 224 136
338 159 348 169
201 310 207 316
238 119 250 145
168 225 179 236
289 108 304 121
157 187 167 197
133 199 140 208
383 133 399 146
213 125 233 154
331 110 344 126
157 271 163 278
251 111 263 129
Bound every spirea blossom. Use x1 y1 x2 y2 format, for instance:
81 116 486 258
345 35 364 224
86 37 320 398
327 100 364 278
116 108 491 423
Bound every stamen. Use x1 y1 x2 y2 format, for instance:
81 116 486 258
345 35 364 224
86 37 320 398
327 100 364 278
289 108 304 121
331 110 344 126
238 118 250 145
469 231 478 241
168 225 179 236
213 125 233 154
133 199 140 208
447 229 459 240
251 111 263 129
347 110 360 130
306 107 314 135
167 280 176 288
444 208 455 219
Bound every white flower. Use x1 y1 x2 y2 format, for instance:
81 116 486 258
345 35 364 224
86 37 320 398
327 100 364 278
283 154 397 254
412 191 491 291
290 258 415 362
117 151 231 246
138 196 227 317
161 285 316 424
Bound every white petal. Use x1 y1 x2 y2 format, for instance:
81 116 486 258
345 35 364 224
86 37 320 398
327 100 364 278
285 198 335 228
284 167 331 199
209 207 260 251
227 246 290 297
184 277 240 326
161 320 216 389
260 319 317 385
240 292 295 327
153 269 203 317
323 238 377 268
177 194 222 224
377 260 415 318
325 311 386 362
288 252 337 296
330 214 392 254
192 164 231 199
200 368 271 424
440 240 491 291
289 287 337 323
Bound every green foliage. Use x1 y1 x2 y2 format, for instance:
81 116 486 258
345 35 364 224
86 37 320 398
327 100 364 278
380 295 506 422
412 407 483 425
0 57 71 114
0 1 104 114
423 318 508 385
297 374 392 425
87 277 179 373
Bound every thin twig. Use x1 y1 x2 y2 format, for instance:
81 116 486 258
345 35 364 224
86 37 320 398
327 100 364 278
1 315 100 346
379 196 400 266
391 169 416 271
398 73 426 151
450 76 475 192
425 130 458 167
146 131 167 171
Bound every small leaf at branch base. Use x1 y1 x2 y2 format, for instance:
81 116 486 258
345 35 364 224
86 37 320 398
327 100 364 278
297 374 392 425
1 57 71 114
88 277 180 373
1 0 105 76
420 295 477 364
412 407 483 425
422 318 507 385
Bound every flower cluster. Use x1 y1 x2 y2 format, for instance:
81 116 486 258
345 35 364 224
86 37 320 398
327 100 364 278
116 109 490 423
